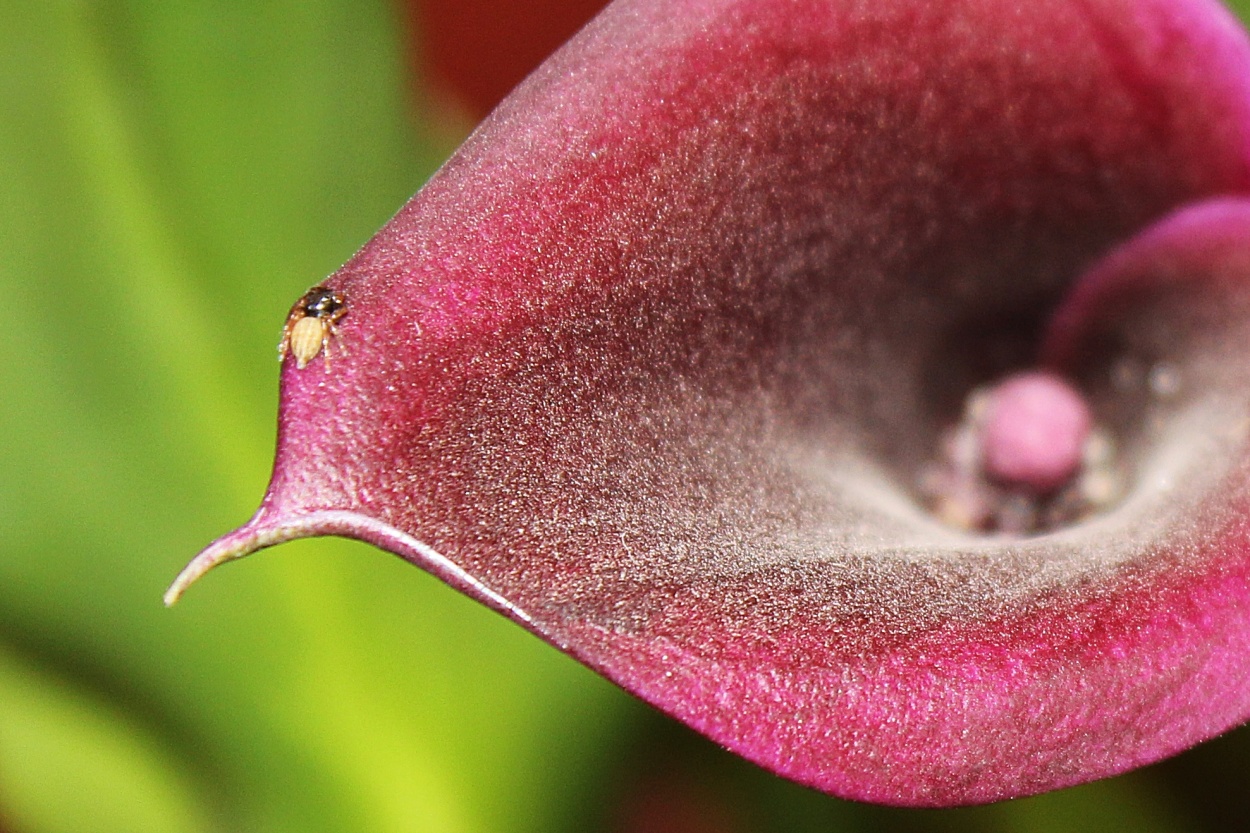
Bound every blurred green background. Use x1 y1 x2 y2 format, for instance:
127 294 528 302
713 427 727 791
6 1 1250 831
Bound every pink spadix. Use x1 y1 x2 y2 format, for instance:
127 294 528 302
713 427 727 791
981 372 1093 494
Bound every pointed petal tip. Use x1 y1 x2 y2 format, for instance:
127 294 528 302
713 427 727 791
164 527 258 606
164 517 316 606
163 509 536 622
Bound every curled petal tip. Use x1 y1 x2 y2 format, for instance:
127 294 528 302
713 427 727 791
164 518 309 606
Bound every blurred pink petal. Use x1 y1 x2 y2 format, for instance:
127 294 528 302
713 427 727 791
407 0 608 116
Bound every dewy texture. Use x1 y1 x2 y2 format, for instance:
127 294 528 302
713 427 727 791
171 0 1250 806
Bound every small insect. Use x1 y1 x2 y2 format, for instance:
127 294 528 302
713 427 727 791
278 285 348 372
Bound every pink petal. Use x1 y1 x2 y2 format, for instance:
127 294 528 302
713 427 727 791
171 0 1250 806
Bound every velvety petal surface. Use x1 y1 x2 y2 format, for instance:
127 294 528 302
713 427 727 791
174 0 1250 806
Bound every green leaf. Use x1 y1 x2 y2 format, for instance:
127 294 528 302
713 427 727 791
0 644 212 833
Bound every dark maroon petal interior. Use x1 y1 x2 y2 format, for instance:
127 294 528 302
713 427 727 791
172 0 1250 806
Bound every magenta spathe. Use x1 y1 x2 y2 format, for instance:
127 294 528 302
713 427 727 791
170 0 1250 806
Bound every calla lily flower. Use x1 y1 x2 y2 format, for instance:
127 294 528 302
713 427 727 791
170 0 1250 807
